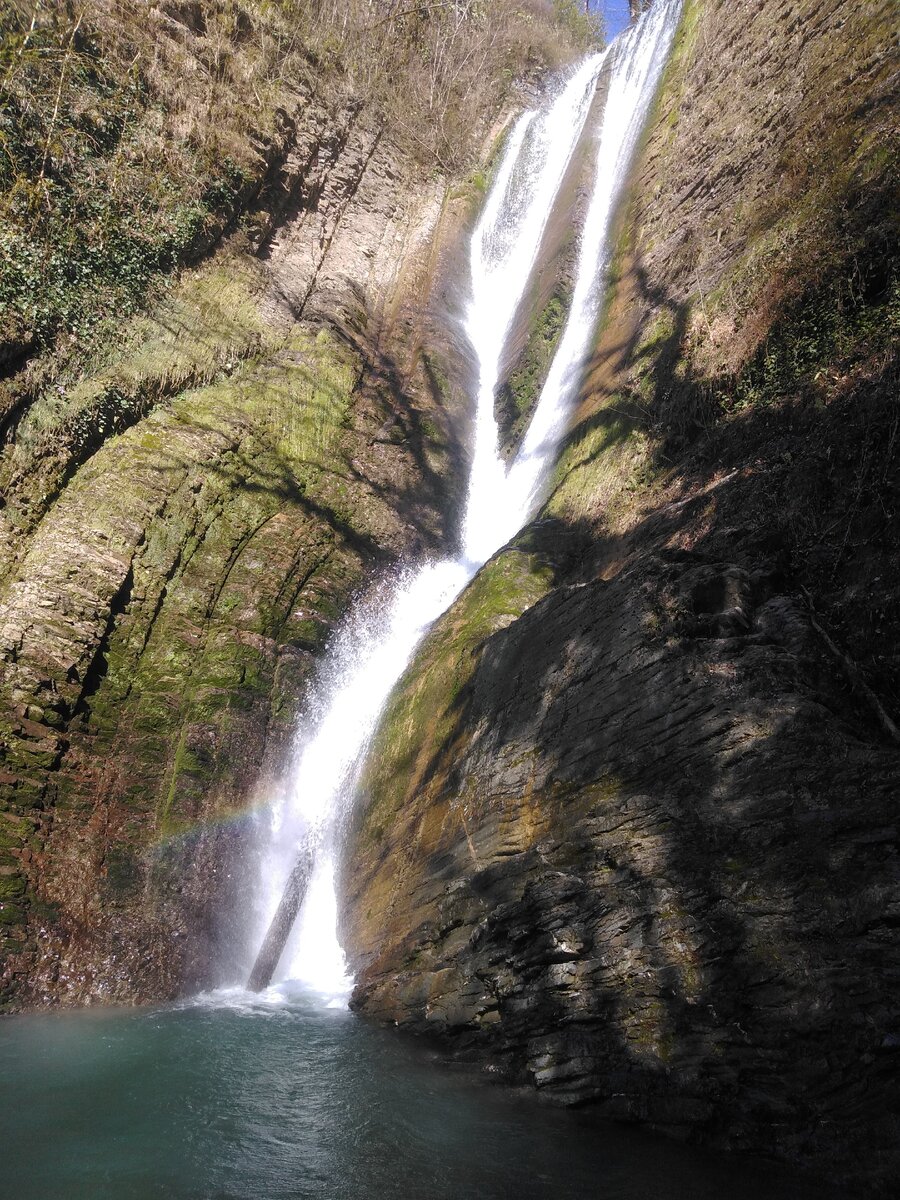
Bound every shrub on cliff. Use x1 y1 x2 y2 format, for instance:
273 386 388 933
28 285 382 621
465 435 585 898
309 1 603 166
0 0 595 365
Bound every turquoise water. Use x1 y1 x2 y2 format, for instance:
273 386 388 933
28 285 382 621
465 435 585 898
0 990 834 1200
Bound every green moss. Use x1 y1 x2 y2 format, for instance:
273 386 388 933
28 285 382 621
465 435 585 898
469 168 488 195
0 901 26 925
638 310 678 369
0 815 31 851
0 873 26 901
0 254 274 528
360 548 553 842
727 272 900 413
29 898 59 925
61 321 370 833
545 404 644 525
178 325 356 469
450 121 514 203
655 0 703 141
2 740 62 773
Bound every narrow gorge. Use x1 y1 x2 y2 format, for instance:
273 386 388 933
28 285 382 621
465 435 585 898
0 1 897 1197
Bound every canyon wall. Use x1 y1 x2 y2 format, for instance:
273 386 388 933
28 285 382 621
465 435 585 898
2 0 897 1192
344 0 899 1193
0 0 594 1015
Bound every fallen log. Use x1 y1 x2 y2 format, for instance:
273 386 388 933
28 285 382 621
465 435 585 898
247 847 314 991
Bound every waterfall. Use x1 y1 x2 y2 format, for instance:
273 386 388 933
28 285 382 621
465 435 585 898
245 0 682 1003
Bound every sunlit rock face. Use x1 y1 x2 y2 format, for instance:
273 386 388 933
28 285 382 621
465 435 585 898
343 0 900 1193
2 0 897 1193
0 88 476 1011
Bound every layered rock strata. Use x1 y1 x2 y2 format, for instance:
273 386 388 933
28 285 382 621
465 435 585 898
0 88 475 1008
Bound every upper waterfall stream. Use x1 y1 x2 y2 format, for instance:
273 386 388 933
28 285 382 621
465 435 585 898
246 0 683 1004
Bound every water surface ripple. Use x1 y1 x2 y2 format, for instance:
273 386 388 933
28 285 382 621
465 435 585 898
1 995 837 1200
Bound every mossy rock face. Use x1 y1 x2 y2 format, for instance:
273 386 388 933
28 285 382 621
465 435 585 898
495 288 570 457
351 543 554 857
0 319 381 992
0 874 26 902
0 902 26 927
0 815 31 852
0 69 475 1005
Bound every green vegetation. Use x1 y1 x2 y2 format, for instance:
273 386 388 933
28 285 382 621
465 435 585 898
498 289 570 451
58 322 374 837
0 0 266 353
655 0 701 127
0 0 596 1000
551 0 604 48
0 254 274 538
546 400 649 525
546 257 899 534
727 269 900 413
361 547 553 845
0 0 593 365
544 0 899 521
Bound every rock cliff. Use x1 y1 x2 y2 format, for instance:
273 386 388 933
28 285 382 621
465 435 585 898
2 0 897 1191
343 0 899 1193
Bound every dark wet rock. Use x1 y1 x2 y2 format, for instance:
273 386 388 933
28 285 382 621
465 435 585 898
343 0 900 1194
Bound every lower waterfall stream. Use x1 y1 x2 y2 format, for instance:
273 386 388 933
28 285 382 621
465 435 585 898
0 5 849 1198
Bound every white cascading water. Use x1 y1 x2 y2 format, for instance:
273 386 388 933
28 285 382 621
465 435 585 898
245 0 682 1006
